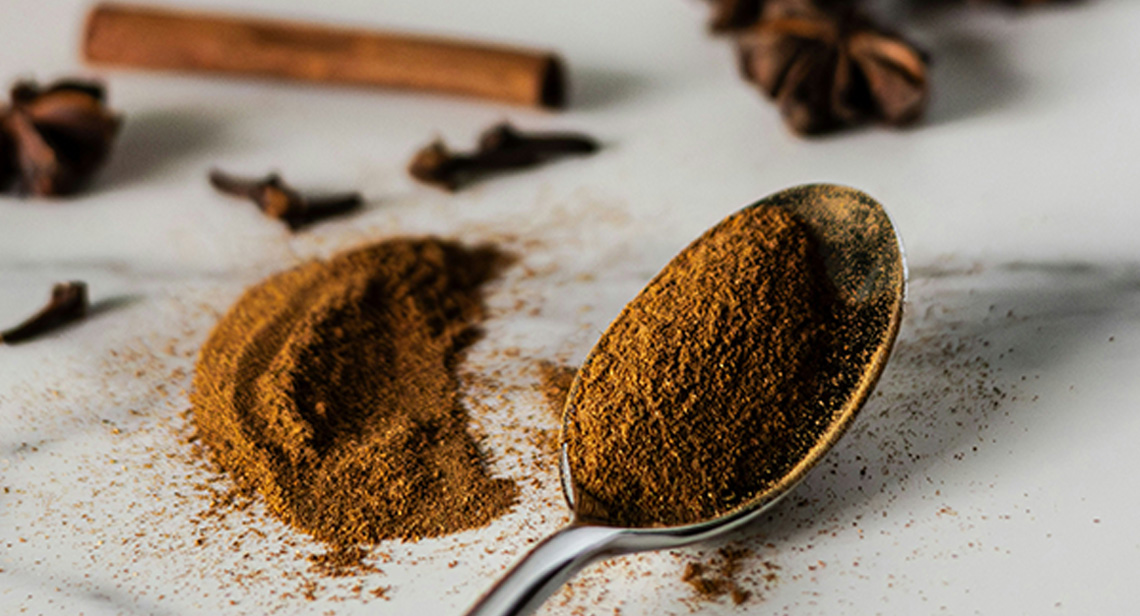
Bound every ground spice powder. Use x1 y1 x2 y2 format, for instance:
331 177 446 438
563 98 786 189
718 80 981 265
537 360 577 420
564 204 838 528
191 238 516 546
681 547 753 605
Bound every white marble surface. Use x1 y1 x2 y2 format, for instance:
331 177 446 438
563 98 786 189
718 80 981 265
3 0 1140 614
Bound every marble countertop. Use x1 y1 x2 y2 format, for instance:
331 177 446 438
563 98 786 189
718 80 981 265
4 0 1140 614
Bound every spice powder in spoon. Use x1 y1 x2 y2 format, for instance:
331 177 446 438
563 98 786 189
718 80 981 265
563 204 841 528
191 238 516 546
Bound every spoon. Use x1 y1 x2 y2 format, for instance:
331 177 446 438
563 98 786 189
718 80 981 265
464 184 906 616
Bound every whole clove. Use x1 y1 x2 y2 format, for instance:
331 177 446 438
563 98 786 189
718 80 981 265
0 79 121 196
1 282 89 344
208 170 362 230
476 122 599 157
737 8 929 134
408 122 599 192
408 140 541 192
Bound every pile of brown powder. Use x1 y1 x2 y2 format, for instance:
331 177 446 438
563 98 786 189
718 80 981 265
564 204 838 528
190 238 516 546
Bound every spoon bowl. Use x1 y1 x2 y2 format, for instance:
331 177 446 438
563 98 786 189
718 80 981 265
465 184 906 616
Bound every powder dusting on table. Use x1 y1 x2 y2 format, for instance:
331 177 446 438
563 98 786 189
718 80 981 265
537 360 577 421
682 547 753 605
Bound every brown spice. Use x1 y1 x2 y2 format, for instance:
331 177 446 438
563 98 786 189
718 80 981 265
564 204 837 527
208 169 362 230
307 546 381 578
0 79 121 196
408 122 599 192
681 547 753 604
1 281 89 344
84 3 566 109
737 8 929 134
190 238 516 546
537 360 578 421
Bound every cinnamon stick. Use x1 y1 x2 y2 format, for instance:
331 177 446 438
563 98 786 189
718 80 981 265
83 3 566 109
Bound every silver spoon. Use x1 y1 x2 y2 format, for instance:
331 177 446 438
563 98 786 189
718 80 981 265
464 184 906 616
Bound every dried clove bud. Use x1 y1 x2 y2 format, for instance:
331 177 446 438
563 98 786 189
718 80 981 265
408 122 599 192
737 8 929 134
477 122 599 157
408 141 472 192
1 282 89 344
0 79 121 196
407 140 537 192
208 169 362 230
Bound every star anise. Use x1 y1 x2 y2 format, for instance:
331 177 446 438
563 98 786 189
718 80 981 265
0 79 122 196
737 9 929 135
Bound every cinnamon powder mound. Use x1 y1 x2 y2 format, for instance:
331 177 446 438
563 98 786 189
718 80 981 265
564 205 836 528
191 238 516 546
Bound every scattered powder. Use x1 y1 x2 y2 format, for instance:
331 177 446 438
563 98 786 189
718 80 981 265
537 360 577 421
307 546 381 578
681 547 753 605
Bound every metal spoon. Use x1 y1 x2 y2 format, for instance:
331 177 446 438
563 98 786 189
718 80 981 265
464 184 906 616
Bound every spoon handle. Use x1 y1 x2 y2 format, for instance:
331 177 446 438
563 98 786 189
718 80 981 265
463 524 628 616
